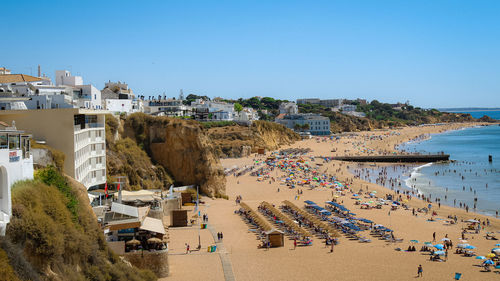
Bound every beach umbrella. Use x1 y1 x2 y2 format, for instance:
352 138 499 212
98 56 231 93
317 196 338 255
147 237 163 244
495 243 500 247
441 238 451 241
371 191 377 193
486 253 496 258
460 240 468 243
434 244 444 250
410 240 419 243
466 219 479 223
457 244 469 248
126 239 141 245
492 248 500 251
434 251 445 255
465 245 476 250
476 256 486 260
492 249 500 255
484 260 494 265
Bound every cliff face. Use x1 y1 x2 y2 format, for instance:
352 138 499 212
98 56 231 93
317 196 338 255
208 121 301 158
105 114 173 190
124 114 226 197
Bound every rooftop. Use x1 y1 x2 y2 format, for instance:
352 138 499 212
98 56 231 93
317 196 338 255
0 74 42 84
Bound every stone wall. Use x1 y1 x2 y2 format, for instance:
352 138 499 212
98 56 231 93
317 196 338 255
123 250 169 278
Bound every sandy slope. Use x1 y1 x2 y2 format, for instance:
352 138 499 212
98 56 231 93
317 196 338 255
164 123 500 281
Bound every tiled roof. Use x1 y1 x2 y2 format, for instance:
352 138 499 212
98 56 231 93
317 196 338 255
0 74 42 84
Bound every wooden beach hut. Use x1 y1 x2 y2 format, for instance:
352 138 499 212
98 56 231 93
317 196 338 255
170 209 188 227
265 229 285 247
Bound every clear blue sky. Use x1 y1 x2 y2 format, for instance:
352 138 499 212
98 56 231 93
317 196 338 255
2 0 500 108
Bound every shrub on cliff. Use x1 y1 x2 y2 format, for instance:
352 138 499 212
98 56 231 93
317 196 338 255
106 113 174 190
4 168 157 281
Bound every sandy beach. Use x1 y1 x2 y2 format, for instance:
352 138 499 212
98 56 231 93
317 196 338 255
163 122 500 281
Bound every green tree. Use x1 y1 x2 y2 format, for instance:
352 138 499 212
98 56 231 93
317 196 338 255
234 103 243 113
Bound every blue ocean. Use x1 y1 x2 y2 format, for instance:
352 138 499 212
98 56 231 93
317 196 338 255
445 110 500 120
400 125 500 216
352 124 500 217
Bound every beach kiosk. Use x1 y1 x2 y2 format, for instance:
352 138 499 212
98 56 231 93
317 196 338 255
170 210 188 227
265 229 285 247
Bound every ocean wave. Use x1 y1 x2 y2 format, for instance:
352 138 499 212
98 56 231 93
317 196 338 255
404 162 433 193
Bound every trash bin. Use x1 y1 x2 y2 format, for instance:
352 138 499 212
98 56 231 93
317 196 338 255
454 273 462 280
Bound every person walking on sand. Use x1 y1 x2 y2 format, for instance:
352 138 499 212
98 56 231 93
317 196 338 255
186 243 190 254
293 238 297 250
330 242 334 253
432 232 436 242
417 265 423 277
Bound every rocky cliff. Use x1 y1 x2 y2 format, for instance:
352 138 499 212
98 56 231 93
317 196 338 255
208 121 301 158
105 114 173 190
123 114 226 197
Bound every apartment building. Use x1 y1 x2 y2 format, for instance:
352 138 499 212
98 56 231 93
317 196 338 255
276 113 331 135
0 108 107 189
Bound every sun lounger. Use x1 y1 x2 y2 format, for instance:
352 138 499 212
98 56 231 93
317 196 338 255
359 237 371 243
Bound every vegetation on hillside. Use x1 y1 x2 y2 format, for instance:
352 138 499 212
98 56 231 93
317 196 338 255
207 120 300 158
3 166 156 281
105 114 173 190
299 100 477 132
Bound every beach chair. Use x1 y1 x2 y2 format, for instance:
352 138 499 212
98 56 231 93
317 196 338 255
359 237 371 243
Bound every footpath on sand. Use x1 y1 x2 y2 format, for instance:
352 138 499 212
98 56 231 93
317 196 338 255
207 222 236 281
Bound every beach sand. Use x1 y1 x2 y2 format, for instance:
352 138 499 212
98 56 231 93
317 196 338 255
163 122 500 281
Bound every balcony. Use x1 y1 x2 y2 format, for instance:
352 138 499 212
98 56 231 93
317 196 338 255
74 123 104 132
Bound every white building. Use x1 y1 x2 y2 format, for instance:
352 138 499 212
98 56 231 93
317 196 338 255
55 70 102 109
105 99 133 113
55 70 83 87
279 102 298 115
234 107 259 122
74 84 102 109
0 67 11 75
144 98 190 117
276 114 331 135
0 121 34 236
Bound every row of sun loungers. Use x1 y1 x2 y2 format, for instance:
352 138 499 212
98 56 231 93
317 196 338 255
281 200 339 239
238 202 273 233
259 201 311 241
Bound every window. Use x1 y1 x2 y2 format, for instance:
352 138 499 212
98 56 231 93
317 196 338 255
0 133 7 148
8 134 20 150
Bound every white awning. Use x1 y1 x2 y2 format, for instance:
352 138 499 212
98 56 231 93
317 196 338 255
111 202 139 218
139 217 166 235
